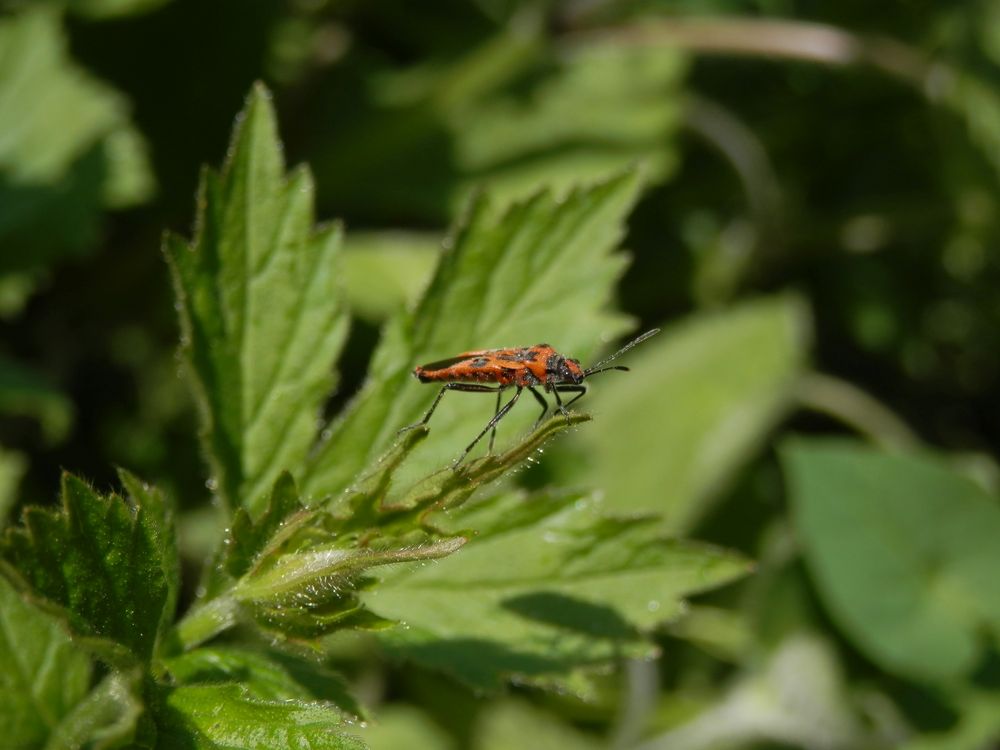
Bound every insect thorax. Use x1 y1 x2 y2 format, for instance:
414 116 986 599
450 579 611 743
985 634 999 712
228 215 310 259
544 353 584 385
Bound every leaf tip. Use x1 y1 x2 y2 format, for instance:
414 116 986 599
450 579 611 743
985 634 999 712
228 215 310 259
114 465 139 486
223 81 283 178
59 470 85 497
249 79 274 104
241 81 277 126
273 469 298 491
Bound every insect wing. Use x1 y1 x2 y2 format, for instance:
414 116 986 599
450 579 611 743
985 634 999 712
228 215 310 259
417 349 502 372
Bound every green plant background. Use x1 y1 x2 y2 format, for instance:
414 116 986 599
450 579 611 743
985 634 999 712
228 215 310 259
2 1 1000 748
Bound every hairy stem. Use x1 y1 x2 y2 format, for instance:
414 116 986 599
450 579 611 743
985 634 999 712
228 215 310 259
164 595 240 655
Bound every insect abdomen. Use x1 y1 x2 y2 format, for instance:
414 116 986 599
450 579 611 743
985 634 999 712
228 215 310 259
414 362 518 385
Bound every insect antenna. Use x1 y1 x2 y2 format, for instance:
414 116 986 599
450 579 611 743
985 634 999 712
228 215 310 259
583 328 660 377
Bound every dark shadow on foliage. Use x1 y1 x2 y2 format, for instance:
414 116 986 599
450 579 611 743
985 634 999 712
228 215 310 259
501 591 637 639
385 637 573 687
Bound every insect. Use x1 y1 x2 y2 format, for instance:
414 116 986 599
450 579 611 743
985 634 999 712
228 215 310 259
400 328 660 465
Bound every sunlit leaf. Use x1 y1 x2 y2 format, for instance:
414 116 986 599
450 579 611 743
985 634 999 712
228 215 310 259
664 605 753 663
363 491 750 689
474 700 602 750
341 231 439 322
173 464 466 647
0 471 176 665
783 440 1000 680
303 171 639 499
0 8 153 272
0 575 92 748
166 84 350 515
224 471 305 580
359 706 455 750
44 670 148 750
234 535 465 640
566 295 808 531
155 683 364 750
165 646 362 719
383 413 591 528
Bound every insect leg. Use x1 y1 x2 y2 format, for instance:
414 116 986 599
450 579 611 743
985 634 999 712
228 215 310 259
528 386 549 427
488 390 502 453
399 382 502 433
456 387 523 466
552 385 587 414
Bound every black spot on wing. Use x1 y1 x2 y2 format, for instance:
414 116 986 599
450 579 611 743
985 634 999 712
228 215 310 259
498 349 539 363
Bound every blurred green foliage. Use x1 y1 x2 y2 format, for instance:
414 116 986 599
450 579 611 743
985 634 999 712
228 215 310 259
2 0 1000 748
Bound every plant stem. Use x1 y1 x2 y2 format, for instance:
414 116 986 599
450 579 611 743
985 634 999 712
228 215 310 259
794 372 921 451
562 18 948 93
165 595 240 654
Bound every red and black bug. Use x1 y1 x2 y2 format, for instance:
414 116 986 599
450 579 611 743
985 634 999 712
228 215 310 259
400 328 660 464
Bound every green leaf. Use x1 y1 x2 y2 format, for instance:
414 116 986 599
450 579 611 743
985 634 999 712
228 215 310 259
313 31 683 221
566 295 808 531
358 706 455 750
330 425 430 526
783 440 1000 680
474 700 602 750
341 231 440 322
375 413 591 531
0 575 92 749
197 472 318 607
166 83 350 515
451 41 685 211
155 683 365 750
0 8 153 273
664 605 753 663
0 471 177 665
362 491 751 690
1 570 147 749
165 646 362 719
171 456 456 650
174 423 596 650
225 471 305 580
303 171 639 499
118 468 179 642
234 535 466 640
44 669 148 750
